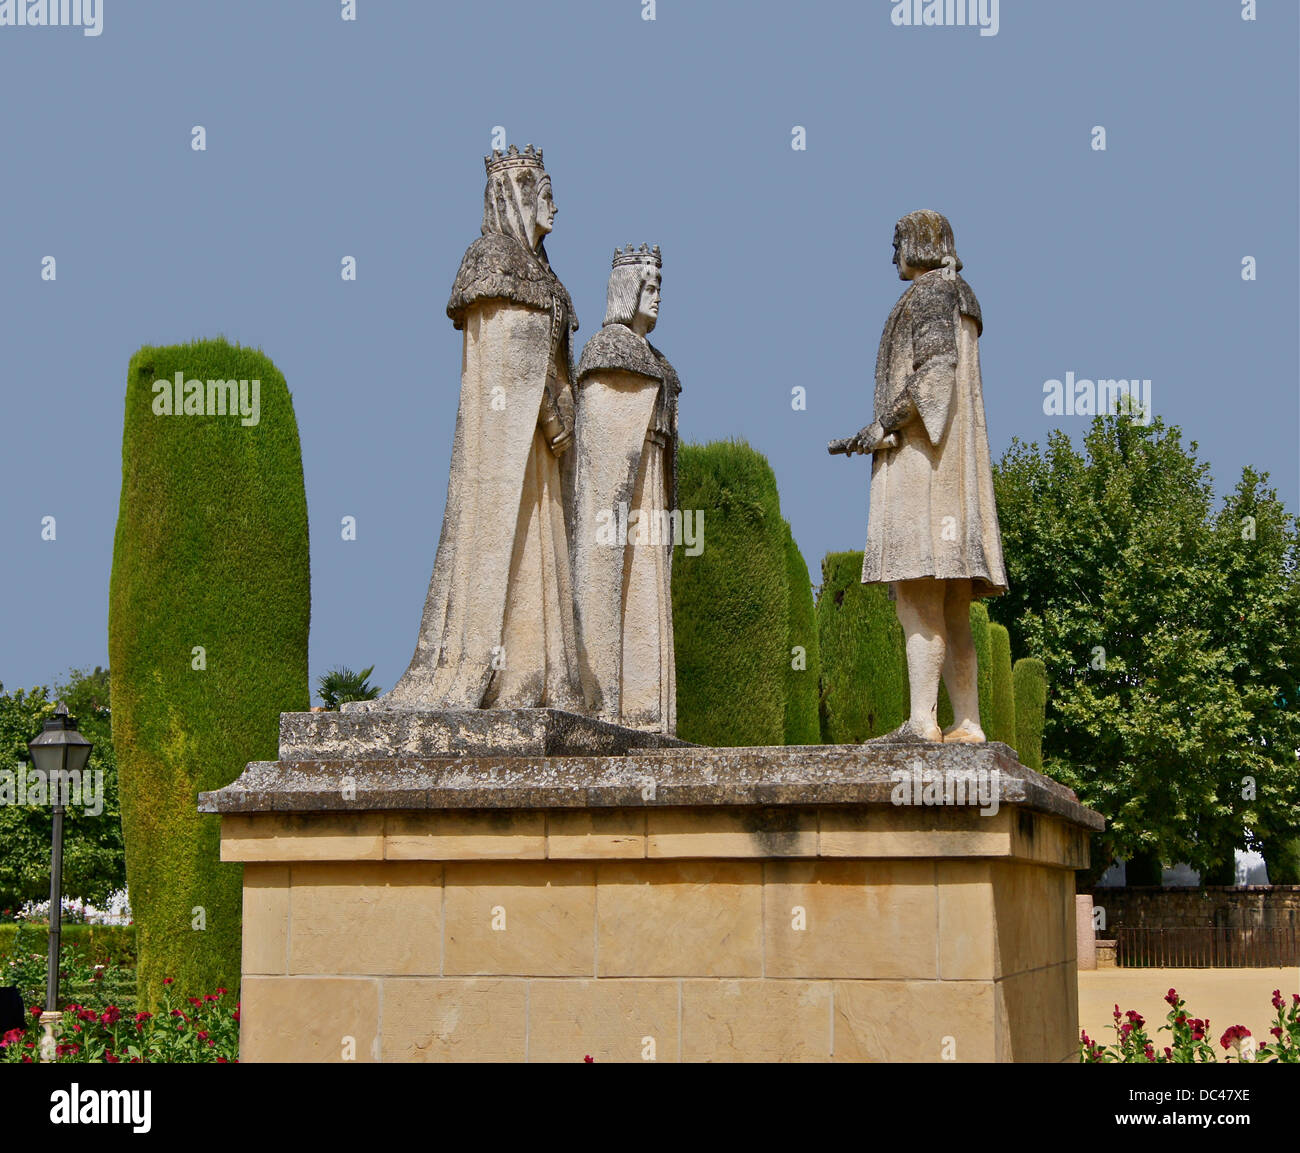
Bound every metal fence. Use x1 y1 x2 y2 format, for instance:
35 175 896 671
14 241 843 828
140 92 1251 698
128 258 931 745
1114 926 1300 968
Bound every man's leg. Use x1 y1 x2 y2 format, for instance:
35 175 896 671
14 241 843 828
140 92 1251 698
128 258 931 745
940 579 984 743
892 578 946 741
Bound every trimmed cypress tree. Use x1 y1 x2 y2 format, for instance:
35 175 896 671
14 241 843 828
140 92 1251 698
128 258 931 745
1012 657 1047 772
671 441 789 746
782 522 821 744
816 552 908 743
986 622 1017 747
109 339 310 1009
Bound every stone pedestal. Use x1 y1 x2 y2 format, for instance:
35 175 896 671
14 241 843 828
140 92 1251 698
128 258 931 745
1076 894 1097 971
199 712 1102 1063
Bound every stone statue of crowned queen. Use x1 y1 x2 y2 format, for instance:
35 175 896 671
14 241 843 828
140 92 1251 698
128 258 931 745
351 147 680 736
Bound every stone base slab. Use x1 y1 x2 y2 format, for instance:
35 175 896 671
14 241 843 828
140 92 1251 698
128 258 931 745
278 707 690 762
208 732 1101 1063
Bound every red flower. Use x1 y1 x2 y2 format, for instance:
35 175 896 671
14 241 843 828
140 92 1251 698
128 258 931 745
105 1052 120 1063
0 1028 24 1047
55 1043 79 1056
1112 1004 1121 1022
1125 1009 1145 1028
1273 990 1285 1011
188 997 202 1007
1271 1027 1284 1039
197 1031 209 1041
1163 1047 1172 1059
1143 1043 1155 1061
583 1054 594 1063
162 977 174 986
232 1009 240 1023
1164 988 1179 1007
134 1011 152 1028
217 1056 228 1063
216 987 227 996
29 1005 41 1018
1220 1025 1252 1050
72 1023 81 1032
204 994 218 1003
101 1006 121 1026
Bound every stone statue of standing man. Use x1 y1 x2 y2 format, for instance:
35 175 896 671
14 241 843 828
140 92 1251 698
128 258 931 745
831 210 1007 743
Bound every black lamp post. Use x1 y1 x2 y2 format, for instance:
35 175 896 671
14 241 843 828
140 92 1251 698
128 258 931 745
28 703 93 1050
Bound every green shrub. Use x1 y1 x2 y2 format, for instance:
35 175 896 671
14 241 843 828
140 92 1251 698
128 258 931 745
987 622 1017 747
816 552 908 743
0 923 138 970
109 339 310 1009
1012 657 1047 771
782 523 821 744
671 441 788 746
1267 838 1300 886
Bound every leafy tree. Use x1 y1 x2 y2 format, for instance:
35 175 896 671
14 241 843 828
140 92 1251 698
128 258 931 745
316 666 381 710
991 415 1300 879
0 670 125 909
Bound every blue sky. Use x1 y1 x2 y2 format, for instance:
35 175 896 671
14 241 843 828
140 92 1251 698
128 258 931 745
1 0 1295 698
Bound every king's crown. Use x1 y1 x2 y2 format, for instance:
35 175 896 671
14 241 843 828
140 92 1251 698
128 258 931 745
485 144 545 175
612 243 662 269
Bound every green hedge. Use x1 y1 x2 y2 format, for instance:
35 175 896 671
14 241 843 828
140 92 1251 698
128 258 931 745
1012 657 1047 772
0 923 138 969
987 622 1017 747
109 339 310 1009
671 441 789 746
816 552 908 742
782 522 821 744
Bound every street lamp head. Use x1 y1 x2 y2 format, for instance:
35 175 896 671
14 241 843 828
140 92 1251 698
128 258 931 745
29 702 93 778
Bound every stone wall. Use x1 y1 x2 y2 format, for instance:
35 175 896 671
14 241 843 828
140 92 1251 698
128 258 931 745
1087 887 1300 932
230 805 1086 1062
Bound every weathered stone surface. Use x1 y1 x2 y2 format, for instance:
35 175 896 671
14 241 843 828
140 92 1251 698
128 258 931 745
527 979 678 1062
279 707 689 761
382 978 528 1062
681 980 832 1062
200 740 1104 832
443 862 595 976
288 862 441 976
595 861 763 977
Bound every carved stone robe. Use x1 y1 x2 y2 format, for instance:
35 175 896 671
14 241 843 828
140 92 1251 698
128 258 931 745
861 269 1007 598
368 231 584 710
571 325 680 733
